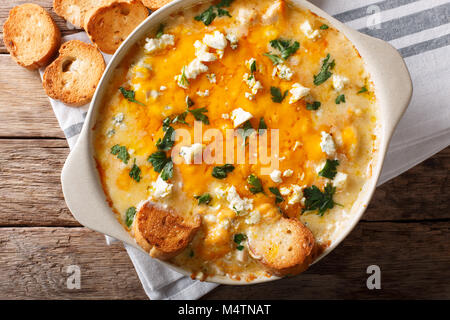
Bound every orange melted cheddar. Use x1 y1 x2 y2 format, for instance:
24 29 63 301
93 0 379 281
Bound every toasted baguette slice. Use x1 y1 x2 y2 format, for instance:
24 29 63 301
43 40 105 106
247 217 315 276
141 0 173 11
133 201 201 260
3 4 61 70
84 0 149 54
53 0 114 29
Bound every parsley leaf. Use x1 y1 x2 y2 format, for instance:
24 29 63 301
160 160 173 181
320 24 329 30
178 66 189 88
358 86 368 94
148 151 170 172
217 7 231 17
186 96 195 108
195 193 212 205
125 207 136 227
258 117 267 132
212 164 235 179
247 174 264 194
335 94 346 104
194 0 234 25
194 6 216 25
263 52 284 65
270 86 288 103
250 60 257 73
269 38 300 60
110 144 130 164
318 159 339 179
163 113 187 131
129 159 141 182
234 233 247 244
119 87 145 106
238 120 255 146
313 54 335 86
155 24 164 38
147 151 173 181
302 183 337 216
234 233 246 250
188 107 210 124
306 101 321 110
156 126 175 151
269 187 284 204
162 117 172 131
172 111 188 125
217 0 234 7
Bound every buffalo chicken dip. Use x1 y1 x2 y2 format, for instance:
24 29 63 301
93 0 379 282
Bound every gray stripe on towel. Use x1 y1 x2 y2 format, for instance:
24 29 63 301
399 33 450 58
358 3 450 41
333 0 421 23
64 122 84 139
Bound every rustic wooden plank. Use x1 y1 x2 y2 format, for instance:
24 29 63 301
206 220 450 300
0 0 81 54
0 138 448 226
0 139 78 226
0 227 146 299
0 55 64 138
0 221 448 299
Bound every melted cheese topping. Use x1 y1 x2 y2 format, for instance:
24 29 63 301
93 0 379 282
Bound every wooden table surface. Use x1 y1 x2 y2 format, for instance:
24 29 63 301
1 1 449 300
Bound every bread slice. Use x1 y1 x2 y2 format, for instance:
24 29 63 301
247 217 315 276
84 0 149 54
133 201 201 260
3 3 61 70
53 0 114 28
42 40 105 106
141 0 174 11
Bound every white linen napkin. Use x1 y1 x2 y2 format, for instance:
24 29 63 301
40 0 449 299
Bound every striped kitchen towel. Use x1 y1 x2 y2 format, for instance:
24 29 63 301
42 0 450 299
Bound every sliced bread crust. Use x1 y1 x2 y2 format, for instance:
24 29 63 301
42 40 105 106
133 201 201 260
247 216 315 276
84 0 149 54
53 0 114 28
141 0 174 11
3 3 61 70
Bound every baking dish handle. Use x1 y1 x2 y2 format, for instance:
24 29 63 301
61 133 137 247
354 33 413 139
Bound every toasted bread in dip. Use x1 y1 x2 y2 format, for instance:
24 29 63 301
133 201 201 260
247 216 315 276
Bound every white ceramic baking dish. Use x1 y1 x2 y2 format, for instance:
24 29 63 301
61 0 413 285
